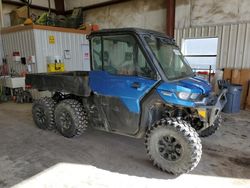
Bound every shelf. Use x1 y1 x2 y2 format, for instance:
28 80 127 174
1 24 92 35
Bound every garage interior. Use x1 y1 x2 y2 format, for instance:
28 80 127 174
0 0 250 187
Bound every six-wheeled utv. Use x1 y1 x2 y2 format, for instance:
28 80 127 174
26 28 227 174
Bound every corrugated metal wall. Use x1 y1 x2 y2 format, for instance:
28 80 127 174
2 30 39 99
2 29 89 74
2 29 89 99
0 34 4 65
175 22 250 69
34 30 89 73
2 30 37 74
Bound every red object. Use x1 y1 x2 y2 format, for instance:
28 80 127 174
13 51 20 56
0 63 9 75
197 71 209 75
25 84 32 89
92 24 99 31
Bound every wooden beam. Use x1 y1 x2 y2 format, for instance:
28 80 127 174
2 0 57 13
166 0 175 38
65 0 131 14
3 0 132 16
54 0 65 14
0 0 4 27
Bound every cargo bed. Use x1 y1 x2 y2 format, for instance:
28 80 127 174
25 71 91 97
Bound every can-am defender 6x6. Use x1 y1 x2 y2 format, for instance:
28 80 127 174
26 28 227 174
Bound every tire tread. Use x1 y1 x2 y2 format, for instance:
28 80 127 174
145 117 202 174
199 115 222 137
32 97 56 130
55 99 88 137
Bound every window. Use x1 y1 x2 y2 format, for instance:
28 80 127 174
182 38 218 70
145 36 193 80
100 35 156 79
92 37 102 70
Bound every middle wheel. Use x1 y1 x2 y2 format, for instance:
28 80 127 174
55 99 88 138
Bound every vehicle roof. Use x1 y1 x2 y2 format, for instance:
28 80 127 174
89 27 175 41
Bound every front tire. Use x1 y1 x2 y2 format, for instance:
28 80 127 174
145 118 202 175
55 99 88 138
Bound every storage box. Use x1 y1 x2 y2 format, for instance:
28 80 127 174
4 77 25 89
47 63 65 73
10 6 28 26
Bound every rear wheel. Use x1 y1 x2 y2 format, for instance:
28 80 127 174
145 118 202 175
199 115 222 137
55 99 88 138
32 97 56 130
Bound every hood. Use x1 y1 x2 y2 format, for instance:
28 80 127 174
157 76 212 96
178 76 212 95
156 76 212 108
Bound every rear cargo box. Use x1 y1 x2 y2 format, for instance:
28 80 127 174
25 71 91 97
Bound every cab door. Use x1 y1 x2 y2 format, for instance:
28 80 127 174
89 35 157 135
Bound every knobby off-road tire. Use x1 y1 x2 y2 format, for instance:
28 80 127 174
145 118 202 175
199 115 222 137
32 97 56 130
55 99 88 138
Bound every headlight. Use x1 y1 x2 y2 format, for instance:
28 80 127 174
178 92 191 100
177 92 200 100
190 93 200 100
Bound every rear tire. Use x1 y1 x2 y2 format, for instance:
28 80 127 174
55 99 88 138
32 97 56 130
145 118 202 175
199 115 222 137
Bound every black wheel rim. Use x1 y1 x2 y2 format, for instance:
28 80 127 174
35 107 46 124
158 135 182 161
59 111 73 131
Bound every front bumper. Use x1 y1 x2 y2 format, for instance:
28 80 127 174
195 89 227 127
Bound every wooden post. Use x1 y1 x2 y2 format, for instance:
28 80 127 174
0 0 4 27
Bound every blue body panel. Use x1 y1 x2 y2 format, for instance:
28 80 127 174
89 71 212 112
157 76 212 107
89 71 157 113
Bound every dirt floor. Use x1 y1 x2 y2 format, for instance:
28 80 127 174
0 102 250 188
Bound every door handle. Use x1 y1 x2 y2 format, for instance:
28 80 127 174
131 82 141 89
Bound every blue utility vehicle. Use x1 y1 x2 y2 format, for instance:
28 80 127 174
26 28 227 174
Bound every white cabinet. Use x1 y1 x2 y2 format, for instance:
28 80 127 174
4 77 25 89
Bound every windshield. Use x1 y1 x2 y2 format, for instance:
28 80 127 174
144 36 194 80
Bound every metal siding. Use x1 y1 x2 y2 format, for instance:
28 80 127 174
34 30 89 73
2 30 41 99
175 23 250 69
0 35 3 65
2 30 37 74
215 25 223 68
227 24 237 68
2 29 88 99
235 23 246 68
242 23 250 68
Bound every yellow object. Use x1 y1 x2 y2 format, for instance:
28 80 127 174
49 36 55 44
24 18 33 25
47 63 65 73
197 108 207 119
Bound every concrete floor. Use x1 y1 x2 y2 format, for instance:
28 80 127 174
0 102 250 188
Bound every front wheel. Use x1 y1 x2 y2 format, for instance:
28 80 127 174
145 118 202 175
